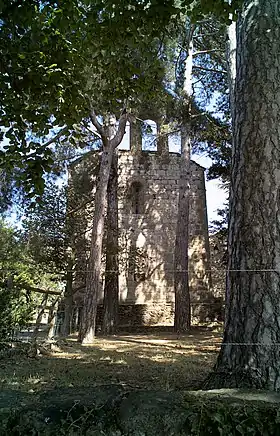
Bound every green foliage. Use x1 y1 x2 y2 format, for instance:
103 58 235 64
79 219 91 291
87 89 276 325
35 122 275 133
0 0 170 195
193 112 232 183
163 13 232 184
185 0 242 23
0 287 34 340
210 204 229 235
22 181 68 275
0 221 36 338
0 217 62 340
0 0 241 196
0 169 15 213
180 396 280 436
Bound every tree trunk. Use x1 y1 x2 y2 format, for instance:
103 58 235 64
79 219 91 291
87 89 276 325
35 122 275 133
205 0 280 391
61 259 74 336
79 111 127 344
47 297 60 339
224 18 236 320
174 124 192 332
79 144 114 343
102 151 119 335
174 28 194 333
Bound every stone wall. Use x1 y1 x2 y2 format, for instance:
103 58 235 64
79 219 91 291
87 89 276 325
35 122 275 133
68 143 218 324
116 151 212 313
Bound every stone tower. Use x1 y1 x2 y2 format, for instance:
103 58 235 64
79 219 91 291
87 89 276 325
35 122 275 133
69 117 214 326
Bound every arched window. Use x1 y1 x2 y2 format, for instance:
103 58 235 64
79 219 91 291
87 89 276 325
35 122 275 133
118 121 131 150
130 181 144 214
142 119 157 151
168 131 181 153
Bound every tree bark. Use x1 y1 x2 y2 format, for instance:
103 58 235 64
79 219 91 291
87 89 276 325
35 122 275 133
79 111 127 344
224 17 236 320
102 151 119 335
60 259 74 337
174 123 192 332
205 0 280 390
47 297 60 339
174 27 194 333
78 143 114 343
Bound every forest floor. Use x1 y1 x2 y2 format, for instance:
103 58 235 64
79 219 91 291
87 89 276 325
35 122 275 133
0 326 222 395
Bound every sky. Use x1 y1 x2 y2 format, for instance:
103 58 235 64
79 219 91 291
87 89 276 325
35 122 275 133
4 121 228 228
119 121 228 226
191 153 227 225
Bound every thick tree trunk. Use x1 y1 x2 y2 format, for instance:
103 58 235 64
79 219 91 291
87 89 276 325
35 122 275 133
205 0 280 391
174 29 194 333
102 151 119 335
79 111 127 344
61 294 72 336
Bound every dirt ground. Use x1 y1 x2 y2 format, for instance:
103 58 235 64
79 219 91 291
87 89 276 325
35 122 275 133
0 327 222 394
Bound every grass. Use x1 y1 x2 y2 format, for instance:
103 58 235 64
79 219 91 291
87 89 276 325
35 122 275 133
0 327 222 395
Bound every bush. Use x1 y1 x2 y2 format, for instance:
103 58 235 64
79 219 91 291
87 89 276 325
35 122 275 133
0 286 35 340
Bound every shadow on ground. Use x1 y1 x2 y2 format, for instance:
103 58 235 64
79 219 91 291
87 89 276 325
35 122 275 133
3 327 280 436
0 327 221 396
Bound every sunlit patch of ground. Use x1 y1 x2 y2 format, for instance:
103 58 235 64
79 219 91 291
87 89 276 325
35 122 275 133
0 328 222 395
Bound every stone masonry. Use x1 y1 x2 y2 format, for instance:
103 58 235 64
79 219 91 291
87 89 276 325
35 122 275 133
69 118 215 327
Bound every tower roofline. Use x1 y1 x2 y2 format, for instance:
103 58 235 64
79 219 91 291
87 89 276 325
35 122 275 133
69 149 206 171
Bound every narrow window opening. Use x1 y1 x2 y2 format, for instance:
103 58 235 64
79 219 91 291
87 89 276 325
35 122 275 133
168 131 181 153
130 181 144 215
118 121 131 150
142 119 157 151
134 183 140 214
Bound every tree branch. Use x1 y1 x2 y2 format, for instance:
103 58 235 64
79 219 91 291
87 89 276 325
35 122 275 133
191 112 207 119
82 121 103 141
21 284 61 296
193 32 221 39
189 23 196 42
110 112 128 149
67 197 93 216
193 49 222 56
193 65 227 75
192 74 207 87
89 108 106 141
42 127 68 148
